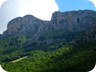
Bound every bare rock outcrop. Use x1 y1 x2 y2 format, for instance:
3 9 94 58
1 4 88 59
3 10 96 42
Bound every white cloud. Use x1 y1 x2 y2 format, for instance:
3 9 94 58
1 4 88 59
0 0 59 34
89 0 96 7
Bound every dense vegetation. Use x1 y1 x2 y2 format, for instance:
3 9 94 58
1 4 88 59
0 35 27 63
1 42 96 72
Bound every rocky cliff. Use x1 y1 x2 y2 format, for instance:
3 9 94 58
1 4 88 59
3 10 96 35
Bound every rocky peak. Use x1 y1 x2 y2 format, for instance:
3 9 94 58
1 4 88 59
50 10 96 31
3 10 96 37
3 15 44 36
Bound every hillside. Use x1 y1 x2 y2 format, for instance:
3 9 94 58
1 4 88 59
0 10 96 72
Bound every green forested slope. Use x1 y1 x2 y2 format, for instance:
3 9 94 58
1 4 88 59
1 42 96 72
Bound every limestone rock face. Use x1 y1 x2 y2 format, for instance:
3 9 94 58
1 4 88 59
3 10 96 39
3 15 45 36
51 10 96 31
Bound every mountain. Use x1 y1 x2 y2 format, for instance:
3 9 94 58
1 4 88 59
2 10 96 42
0 10 96 72
2 10 96 52
3 10 96 35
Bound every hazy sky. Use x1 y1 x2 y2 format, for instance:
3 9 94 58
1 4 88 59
0 0 96 34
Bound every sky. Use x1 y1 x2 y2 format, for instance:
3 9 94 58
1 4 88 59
0 0 96 34
56 0 96 12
